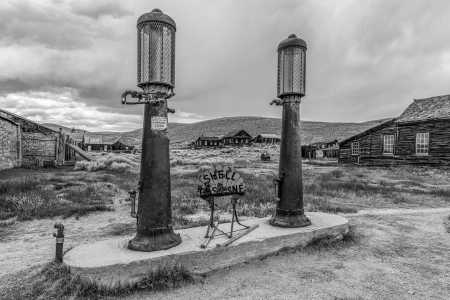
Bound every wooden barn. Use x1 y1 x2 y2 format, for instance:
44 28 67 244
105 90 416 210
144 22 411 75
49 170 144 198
253 133 281 144
339 94 450 166
0 109 78 170
223 130 252 146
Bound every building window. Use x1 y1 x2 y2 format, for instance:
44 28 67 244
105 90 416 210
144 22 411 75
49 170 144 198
351 141 360 155
383 135 394 155
416 132 429 155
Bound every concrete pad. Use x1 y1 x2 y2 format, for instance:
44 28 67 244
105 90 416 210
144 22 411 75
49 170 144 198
64 212 348 287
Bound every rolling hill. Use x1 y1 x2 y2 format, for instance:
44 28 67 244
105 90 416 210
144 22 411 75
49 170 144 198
44 116 390 146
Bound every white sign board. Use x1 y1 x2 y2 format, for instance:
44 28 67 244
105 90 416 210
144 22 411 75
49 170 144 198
197 165 245 198
151 116 168 130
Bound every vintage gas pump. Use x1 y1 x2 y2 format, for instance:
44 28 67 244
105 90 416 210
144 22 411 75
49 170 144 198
270 34 311 228
121 9 181 251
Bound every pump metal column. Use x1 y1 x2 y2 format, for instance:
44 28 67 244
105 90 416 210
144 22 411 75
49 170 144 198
270 34 311 228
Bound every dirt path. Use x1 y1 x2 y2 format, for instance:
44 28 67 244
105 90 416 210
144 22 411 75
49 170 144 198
1 206 449 279
345 206 450 216
117 210 450 300
0 191 135 278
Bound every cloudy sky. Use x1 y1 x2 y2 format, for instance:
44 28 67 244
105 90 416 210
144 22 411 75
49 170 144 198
1 0 449 131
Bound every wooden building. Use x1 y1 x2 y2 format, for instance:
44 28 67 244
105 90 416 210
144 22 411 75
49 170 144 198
0 109 77 170
223 130 252 146
191 130 254 149
84 135 134 152
302 140 339 159
339 94 450 166
253 133 281 144
0 115 21 170
111 138 135 152
192 136 224 148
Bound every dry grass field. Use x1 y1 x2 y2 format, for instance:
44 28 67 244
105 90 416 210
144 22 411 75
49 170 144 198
0 147 449 299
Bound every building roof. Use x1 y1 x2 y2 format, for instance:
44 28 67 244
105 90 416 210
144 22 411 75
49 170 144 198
0 108 57 135
310 139 338 146
196 136 222 141
339 93 450 145
68 131 85 142
256 133 280 139
0 114 19 126
338 119 396 145
224 129 252 138
84 135 121 145
397 94 450 123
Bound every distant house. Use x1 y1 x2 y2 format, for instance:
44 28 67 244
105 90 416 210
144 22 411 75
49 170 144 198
339 94 450 166
0 109 77 170
112 138 135 152
253 133 280 144
84 135 134 152
192 136 224 148
302 139 339 159
65 130 85 150
223 130 252 146
191 129 253 148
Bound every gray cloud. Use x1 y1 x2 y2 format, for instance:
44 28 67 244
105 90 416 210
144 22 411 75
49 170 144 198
70 0 132 19
0 0 450 131
0 0 132 51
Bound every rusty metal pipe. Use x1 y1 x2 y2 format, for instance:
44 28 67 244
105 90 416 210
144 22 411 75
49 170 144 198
121 90 144 105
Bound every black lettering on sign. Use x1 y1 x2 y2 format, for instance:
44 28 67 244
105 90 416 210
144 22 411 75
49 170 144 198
203 174 210 183
198 166 245 198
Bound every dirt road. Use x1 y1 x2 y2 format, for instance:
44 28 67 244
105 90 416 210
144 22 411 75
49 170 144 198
1 207 449 299
115 209 450 300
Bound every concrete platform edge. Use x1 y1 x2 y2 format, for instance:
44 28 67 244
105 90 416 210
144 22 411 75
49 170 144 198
66 217 349 288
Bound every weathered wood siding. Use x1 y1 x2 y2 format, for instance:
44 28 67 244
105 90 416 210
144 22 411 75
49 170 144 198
22 132 57 167
396 120 450 165
0 110 78 168
339 119 450 166
0 118 21 170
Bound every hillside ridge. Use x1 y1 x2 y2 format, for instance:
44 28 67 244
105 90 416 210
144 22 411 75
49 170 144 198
42 116 390 146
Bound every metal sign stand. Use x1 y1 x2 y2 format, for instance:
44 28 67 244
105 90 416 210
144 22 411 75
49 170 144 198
201 195 258 249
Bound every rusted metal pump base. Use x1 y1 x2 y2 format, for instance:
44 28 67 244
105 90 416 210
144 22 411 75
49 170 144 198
128 230 181 252
270 211 311 228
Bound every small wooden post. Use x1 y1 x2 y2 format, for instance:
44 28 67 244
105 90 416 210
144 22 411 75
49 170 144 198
53 223 64 263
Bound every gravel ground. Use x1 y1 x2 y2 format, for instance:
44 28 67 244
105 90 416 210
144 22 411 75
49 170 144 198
115 210 450 300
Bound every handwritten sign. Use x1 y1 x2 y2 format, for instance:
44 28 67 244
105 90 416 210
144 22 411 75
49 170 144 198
198 165 245 198
151 116 168 130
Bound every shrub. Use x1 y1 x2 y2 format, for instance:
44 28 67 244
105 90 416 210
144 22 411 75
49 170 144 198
1 262 194 299
74 154 139 173
330 169 344 178
0 176 115 220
